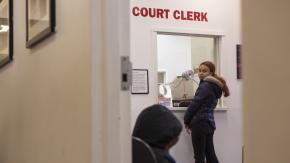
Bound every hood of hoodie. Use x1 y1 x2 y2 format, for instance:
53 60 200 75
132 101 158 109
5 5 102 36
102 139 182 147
133 104 182 149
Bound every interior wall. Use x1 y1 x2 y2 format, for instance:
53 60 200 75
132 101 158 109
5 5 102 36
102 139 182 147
243 1 290 162
157 35 192 83
130 0 242 163
0 0 91 163
191 37 214 68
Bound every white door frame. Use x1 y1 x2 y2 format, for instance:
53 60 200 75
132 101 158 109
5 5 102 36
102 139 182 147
91 0 131 163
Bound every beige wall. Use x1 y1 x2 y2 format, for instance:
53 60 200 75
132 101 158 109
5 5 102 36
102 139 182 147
243 0 290 162
0 0 91 163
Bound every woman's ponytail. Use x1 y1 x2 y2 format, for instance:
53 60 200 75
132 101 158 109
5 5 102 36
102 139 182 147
213 74 230 97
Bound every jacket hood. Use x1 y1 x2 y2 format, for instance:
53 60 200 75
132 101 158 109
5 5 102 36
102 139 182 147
204 76 224 88
133 104 182 149
203 76 223 98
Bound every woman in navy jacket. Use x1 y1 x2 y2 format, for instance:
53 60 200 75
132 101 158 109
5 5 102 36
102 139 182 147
184 61 230 163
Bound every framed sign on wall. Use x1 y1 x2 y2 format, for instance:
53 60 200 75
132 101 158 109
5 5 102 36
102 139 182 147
0 0 13 68
26 0 55 48
131 69 149 94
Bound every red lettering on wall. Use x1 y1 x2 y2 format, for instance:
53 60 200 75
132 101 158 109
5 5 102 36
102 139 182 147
201 12 208 22
132 7 140 16
131 6 170 19
187 11 193 21
148 8 156 18
132 6 208 22
194 12 200 21
140 8 148 17
181 11 187 20
157 9 164 18
164 9 170 19
173 10 180 19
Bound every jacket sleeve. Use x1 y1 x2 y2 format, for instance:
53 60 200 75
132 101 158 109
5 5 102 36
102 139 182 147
184 83 211 126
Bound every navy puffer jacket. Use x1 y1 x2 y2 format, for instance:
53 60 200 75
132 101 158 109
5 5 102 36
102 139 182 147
184 76 223 129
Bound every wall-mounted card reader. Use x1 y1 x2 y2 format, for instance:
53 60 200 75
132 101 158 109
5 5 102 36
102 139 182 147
121 56 132 91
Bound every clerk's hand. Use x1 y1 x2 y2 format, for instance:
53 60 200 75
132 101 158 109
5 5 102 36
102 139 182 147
185 125 191 135
182 70 194 80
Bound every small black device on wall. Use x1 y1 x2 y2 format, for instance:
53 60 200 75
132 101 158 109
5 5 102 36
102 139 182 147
26 0 56 48
0 0 13 68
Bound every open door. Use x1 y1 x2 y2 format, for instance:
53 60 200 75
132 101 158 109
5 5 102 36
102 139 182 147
91 0 131 163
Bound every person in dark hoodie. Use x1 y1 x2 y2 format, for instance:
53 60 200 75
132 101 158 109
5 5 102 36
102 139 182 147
183 61 230 163
133 104 182 163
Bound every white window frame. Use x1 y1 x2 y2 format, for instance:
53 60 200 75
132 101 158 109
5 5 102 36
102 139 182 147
152 27 228 111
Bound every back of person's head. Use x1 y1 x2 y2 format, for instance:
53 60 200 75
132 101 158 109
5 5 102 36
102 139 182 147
133 104 182 149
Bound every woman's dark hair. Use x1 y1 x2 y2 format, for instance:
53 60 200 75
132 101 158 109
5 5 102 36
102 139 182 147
200 61 230 97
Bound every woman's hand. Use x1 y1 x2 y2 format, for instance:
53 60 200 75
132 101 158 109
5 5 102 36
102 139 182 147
185 125 191 135
182 70 194 80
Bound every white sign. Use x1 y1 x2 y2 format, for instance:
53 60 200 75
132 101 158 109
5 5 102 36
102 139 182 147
131 69 149 94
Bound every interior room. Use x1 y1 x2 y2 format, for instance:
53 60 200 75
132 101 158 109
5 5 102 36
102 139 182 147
1 0 290 163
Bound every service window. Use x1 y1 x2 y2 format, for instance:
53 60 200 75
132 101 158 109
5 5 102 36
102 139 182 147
157 33 225 108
